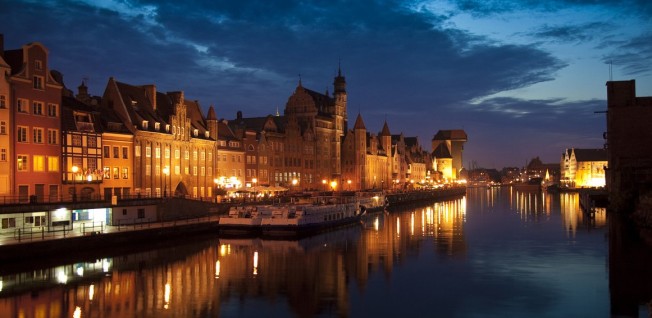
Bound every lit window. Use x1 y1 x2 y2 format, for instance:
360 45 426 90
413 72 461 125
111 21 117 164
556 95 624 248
142 121 148 129
155 122 160 131
33 155 45 172
47 155 59 170
17 155 28 171
146 146 151 157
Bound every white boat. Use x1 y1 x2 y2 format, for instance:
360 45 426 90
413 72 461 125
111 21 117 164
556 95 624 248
219 205 279 235
260 195 364 237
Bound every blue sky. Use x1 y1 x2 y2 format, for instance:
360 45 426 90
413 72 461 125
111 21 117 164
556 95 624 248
1 0 650 168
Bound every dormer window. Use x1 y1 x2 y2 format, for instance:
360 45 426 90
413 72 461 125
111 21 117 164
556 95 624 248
204 131 210 138
34 60 43 70
155 122 161 131
193 129 198 137
166 124 170 133
142 121 148 129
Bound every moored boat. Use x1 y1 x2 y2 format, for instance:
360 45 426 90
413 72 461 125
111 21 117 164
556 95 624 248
357 191 387 213
218 205 278 235
260 195 364 238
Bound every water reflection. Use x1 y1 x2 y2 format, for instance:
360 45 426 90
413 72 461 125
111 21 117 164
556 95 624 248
0 191 648 317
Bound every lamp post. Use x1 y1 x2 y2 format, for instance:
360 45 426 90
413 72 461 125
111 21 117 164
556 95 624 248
71 165 79 202
291 178 298 193
330 180 337 192
162 166 170 197
252 178 258 201
347 179 351 191
322 179 327 192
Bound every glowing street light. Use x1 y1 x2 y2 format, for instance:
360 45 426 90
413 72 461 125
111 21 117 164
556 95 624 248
347 179 352 191
162 166 170 197
330 180 337 191
71 165 79 202
322 179 327 191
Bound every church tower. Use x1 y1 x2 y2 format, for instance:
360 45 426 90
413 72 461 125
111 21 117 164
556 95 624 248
333 66 347 136
353 113 366 190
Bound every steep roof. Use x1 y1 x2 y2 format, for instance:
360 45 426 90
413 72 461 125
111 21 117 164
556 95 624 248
432 143 452 158
433 129 467 141
61 96 104 133
573 148 607 162
380 121 391 136
353 113 366 130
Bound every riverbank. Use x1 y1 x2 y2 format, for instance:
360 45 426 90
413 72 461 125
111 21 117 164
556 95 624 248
0 188 466 263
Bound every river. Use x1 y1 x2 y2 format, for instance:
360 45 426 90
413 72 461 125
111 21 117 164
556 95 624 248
1 187 651 317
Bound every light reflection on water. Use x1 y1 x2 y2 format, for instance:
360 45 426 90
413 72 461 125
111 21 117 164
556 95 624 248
0 187 648 317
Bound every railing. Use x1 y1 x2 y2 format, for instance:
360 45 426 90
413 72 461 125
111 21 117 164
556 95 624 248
13 224 74 242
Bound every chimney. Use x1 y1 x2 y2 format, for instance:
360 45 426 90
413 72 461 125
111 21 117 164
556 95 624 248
142 84 156 110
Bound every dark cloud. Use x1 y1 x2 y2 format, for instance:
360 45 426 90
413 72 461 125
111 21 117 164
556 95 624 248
0 0 622 167
530 22 609 43
604 33 652 76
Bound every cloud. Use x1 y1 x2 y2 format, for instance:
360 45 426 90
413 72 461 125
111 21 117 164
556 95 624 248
604 33 652 76
529 22 609 43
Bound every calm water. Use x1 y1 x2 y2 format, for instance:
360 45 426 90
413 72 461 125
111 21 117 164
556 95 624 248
1 187 652 317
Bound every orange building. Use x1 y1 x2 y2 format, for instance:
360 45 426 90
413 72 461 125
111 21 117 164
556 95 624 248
3 39 63 202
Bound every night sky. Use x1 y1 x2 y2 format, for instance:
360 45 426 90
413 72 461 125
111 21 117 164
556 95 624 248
1 0 650 168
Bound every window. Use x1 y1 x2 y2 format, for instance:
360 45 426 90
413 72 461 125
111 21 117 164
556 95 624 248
155 165 160 176
0 95 5 108
113 146 119 158
33 128 43 144
0 149 5 161
175 165 180 175
193 129 198 137
33 101 44 115
201 151 205 161
33 76 44 89
155 122 160 131
175 149 180 159
103 146 110 158
47 156 59 172
135 145 141 157
201 167 205 176
47 129 58 145
47 103 58 117
17 155 28 171
34 60 43 70
122 147 128 159
122 167 129 179
155 147 160 159
33 155 45 172
0 121 6 134
113 167 119 179
142 121 148 129
165 124 170 133
208 152 212 161
17 127 28 142
184 150 189 160
87 136 97 147
137 209 145 219
17 99 28 113
71 134 82 146
88 158 97 171
145 164 151 176
145 146 151 158
103 167 110 179
164 148 170 159
1 218 16 229
193 151 197 161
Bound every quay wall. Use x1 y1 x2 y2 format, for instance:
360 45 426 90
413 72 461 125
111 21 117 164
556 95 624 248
386 187 466 208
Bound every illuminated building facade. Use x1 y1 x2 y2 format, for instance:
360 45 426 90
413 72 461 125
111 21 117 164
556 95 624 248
61 92 104 200
100 78 217 199
216 120 245 191
342 114 391 190
560 148 607 188
432 130 467 180
0 37 11 196
4 39 63 202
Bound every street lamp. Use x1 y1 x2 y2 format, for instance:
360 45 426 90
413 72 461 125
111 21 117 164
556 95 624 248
347 179 351 191
291 178 298 193
162 166 170 197
322 179 327 191
252 178 258 201
71 165 79 202
330 180 337 192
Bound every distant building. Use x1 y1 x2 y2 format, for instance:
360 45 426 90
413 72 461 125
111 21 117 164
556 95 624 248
560 148 607 188
605 80 652 199
432 130 467 180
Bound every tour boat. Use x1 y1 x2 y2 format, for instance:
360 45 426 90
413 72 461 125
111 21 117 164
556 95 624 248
260 195 364 237
218 205 279 235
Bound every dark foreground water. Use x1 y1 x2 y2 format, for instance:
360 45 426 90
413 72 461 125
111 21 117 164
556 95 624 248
1 187 652 317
